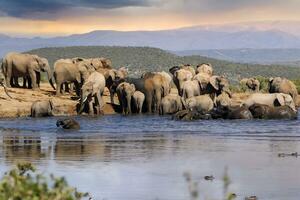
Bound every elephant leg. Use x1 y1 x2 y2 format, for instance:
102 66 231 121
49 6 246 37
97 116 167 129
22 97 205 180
154 90 162 113
13 77 20 87
126 95 132 114
36 72 40 87
69 83 74 94
56 82 62 96
88 100 94 116
28 77 32 89
29 70 38 90
23 77 27 88
5 64 12 88
74 82 80 97
64 83 69 93
96 92 103 114
146 91 152 113
109 88 115 105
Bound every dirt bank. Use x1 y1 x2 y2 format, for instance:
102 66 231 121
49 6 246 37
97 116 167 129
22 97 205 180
0 84 116 118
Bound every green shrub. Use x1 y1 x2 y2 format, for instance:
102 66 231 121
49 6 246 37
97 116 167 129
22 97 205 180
292 79 300 94
0 162 89 200
255 76 269 92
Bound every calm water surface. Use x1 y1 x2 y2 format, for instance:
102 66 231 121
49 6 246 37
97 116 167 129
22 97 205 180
0 114 300 200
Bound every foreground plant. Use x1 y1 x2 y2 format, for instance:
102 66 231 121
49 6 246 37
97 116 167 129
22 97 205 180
0 162 89 200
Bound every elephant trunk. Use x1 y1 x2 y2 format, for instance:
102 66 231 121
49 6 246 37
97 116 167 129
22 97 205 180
1 83 12 99
78 96 88 114
46 69 56 90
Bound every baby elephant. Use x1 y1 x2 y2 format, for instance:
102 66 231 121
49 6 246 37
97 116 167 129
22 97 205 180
56 118 80 129
132 91 145 114
31 99 54 117
249 103 297 120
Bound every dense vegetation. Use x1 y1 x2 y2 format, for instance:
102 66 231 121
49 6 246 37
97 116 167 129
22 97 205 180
26 46 300 83
0 162 89 200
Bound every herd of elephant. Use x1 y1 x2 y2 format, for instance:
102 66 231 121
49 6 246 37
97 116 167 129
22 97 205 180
1 52 299 121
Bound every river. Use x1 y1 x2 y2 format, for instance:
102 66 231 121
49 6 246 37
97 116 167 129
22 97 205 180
0 114 300 200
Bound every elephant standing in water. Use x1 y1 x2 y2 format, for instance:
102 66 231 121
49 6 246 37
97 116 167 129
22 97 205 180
243 93 296 112
132 91 145 114
31 99 54 117
79 72 106 115
1 52 55 90
143 72 171 113
159 93 183 115
249 103 297 120
116 82 136 115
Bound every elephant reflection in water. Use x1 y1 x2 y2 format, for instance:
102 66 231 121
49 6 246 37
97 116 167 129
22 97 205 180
1 135 49 163
54 138 111 161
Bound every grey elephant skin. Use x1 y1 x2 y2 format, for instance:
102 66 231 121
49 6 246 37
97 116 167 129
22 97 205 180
159 94 183 115
56 118 80 129
2 52 55 90
79 71 106 115
243 93 296 112
31 100 54 117
249 103 297 120
269 77 298 104
142 72 171 113
116 82 136 115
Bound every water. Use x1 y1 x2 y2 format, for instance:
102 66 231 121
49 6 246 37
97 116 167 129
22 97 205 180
0 114 300 200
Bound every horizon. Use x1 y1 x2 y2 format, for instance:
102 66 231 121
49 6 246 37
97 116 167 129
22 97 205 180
1 0 300 37
1 19 300 38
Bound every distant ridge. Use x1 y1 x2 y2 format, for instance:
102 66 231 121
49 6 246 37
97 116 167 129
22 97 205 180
26 46 300 81
2 20 300 64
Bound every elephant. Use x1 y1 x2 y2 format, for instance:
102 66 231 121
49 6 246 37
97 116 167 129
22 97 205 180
196 63 213 76
183 95 214 112
216 91 232 108
143 72 171 113
211 105 253 120
79 71 106 115
31 99 54 117
171 68 193 96
240 78 260 92
249 103 297 120
2 52 55 90
243 93 297 112
53 58 95 96
116 82 136 115
193 74 231 104
181 80 201 99
181 64 196 76
132 91 145 114
56 118 80 129
269 77 298 104
97 67 128 104
159 93 183 115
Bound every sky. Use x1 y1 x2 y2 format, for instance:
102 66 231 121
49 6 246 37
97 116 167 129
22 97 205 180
0 0 300 37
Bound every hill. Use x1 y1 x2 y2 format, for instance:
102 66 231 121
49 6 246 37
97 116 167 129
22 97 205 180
174 48 300 64
3 20 300 59
26 46 300 82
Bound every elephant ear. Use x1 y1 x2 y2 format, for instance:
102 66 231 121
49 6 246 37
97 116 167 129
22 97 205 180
33 57 43 72
210 76 219 91
130 84 136 92
275 94 285 106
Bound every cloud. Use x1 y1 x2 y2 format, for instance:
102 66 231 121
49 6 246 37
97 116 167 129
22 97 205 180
0 0 152 19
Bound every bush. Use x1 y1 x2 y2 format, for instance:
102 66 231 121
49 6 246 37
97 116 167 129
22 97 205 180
292 79 300 94
0 162 89 200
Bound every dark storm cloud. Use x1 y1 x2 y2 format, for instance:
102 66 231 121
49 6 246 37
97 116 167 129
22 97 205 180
0 0 150 19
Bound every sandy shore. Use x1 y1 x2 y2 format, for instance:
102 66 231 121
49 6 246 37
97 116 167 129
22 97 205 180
0 83 116 118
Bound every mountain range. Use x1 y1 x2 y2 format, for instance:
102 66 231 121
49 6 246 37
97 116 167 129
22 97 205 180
2 20 300 63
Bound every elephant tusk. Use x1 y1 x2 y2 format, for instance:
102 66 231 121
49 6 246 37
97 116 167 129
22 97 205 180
82 96 88 103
